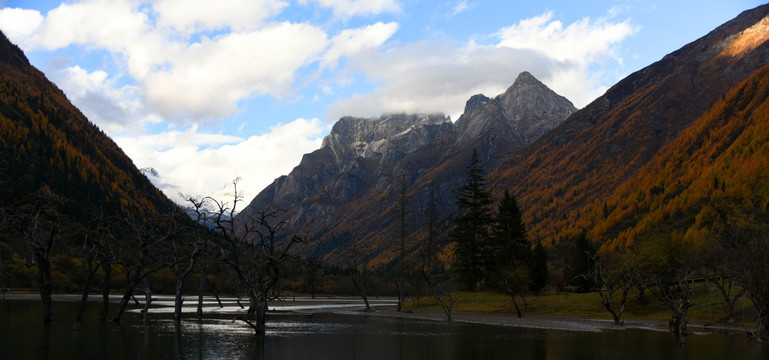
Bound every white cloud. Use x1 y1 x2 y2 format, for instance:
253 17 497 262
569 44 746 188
142 22 329 120
50 66 157 134
2 0 400 125
496 11 635 65
450 1 473 18
299 0 400 18
322 22 399 70
329 10 636 118
114 119 327 204
0 8 44 42
328 39 559 120
152 0 288 34
496 11 637 107
28 0 152 51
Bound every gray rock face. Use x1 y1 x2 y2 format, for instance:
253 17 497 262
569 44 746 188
322 114 450 163
454 71 576 149
239 113 451 226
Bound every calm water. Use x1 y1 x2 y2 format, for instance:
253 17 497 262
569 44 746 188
0 299 765 360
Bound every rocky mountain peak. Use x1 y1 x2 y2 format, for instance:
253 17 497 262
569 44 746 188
321 113 449 162
464 94 491 114
454 72 576 148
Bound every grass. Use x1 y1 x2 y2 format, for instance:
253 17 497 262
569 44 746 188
407 287 757 327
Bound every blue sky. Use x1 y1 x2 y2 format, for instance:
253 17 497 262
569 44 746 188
0 0 764 205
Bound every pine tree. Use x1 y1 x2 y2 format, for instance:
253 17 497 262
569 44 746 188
529 241 548 292
450 149 493 291
487 189 532 317
490 189 530 272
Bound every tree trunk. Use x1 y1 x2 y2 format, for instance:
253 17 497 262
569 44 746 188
73 260 97 331
351 277 371 312
141 278 152 319
679 311 688 344
394 279 403 312
113 288 134 323
174 278 184 322
35 254 54 323
213 290 223 308
255 296 268 334
511 294 522 318
197 268 206 318
100 263 111 322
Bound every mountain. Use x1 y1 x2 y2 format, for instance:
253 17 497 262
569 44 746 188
589 62 769 250
238 72 576 264
0 31 175 219
489 4 769 245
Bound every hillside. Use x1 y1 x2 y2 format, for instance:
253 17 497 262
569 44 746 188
0 31 174 218
583 62 769 249
490 4 769 245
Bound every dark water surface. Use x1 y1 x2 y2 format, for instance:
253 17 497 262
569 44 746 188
1 299 765 359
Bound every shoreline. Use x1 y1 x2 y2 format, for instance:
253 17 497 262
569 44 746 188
341 306 752 335
2 293 753 336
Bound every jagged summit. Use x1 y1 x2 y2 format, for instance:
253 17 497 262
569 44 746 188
454 71 576 148
320 113 449 162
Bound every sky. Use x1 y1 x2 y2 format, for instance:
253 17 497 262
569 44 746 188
0 0 765 206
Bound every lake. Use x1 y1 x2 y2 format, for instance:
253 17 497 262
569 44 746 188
0 297 765 359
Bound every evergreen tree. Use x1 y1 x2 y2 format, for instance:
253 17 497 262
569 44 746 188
450 149 493 291
487 189 532 317
529 241 548 292
570 230 596 292
490 189 530 273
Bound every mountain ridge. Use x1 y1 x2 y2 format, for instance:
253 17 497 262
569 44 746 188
239 71 576 264
0 31 176 219
490 3 769 244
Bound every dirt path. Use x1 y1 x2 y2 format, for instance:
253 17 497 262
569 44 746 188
335 306 752 335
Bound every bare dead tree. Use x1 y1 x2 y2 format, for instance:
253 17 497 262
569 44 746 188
12 190 65 323
417 184 460 321
112 209 174 322
73 208 115 330
163 204 203 323
637 236 700 344
185 196 214 318
717 224 769 340
584 250 636 325
395 174 408 312
346 239 372 312
206 179 304 334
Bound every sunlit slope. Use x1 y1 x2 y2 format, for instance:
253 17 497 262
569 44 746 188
0 31 174 217
489 4 769 244
577 62 769 249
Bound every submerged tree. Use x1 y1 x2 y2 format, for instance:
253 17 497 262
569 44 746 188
207 179 304 334
12 190 65 323
450 149 493 291
73 208 115 330
112 208 175 322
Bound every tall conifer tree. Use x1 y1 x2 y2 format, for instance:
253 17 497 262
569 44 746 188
451 149 493 291
490 189 529 272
